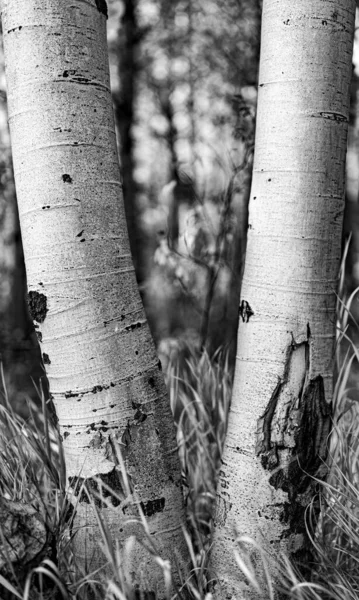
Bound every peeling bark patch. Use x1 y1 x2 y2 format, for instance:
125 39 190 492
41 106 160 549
62 174 72 183
27 291 48 323
140 498 165 517
42 353 51 365
239 300 254 323
95 0 108 18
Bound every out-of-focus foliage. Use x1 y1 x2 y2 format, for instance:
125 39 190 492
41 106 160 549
0 24 43 412
0 25 16 338
108 0 260 358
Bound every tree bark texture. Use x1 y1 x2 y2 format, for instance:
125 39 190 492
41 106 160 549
0 0 186 593
211 1 355 598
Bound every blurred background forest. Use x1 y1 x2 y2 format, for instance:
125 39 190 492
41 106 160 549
1 0 359 410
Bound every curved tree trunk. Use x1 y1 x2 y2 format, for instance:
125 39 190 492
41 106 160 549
211 1 355 598
0 0 186 593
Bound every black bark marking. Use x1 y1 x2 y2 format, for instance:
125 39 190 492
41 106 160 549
92 385 103 393
125 321 142 332
65 390 81 399
239 300 254 323
140 497 165 517
86 423 96 433
36 331 43 343
27 291 48 323
134 410 147 423
312 112 347 122
91 383 114 393
69 469 123 508
95 0 108 18
66 383 115 398
62 173 72 183
71 76 90 84
62 69 76 78
7 25 23 33
42 353 51 365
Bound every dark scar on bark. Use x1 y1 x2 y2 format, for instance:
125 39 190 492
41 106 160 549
140 497 165 516
69 469 124 508
95 0 108 18
239 299 254 323
255 334 332 565
42 353 51 365
256 339 331 498
27 291 48 323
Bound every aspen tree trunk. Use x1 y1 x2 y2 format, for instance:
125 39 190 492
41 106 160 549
211 1 355 598
0 0 186 593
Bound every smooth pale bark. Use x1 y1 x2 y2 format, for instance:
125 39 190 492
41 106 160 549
0 0 186 592
211 1 355 598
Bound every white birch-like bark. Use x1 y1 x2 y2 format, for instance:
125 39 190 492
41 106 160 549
211 1 356 598
0 0 186 592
